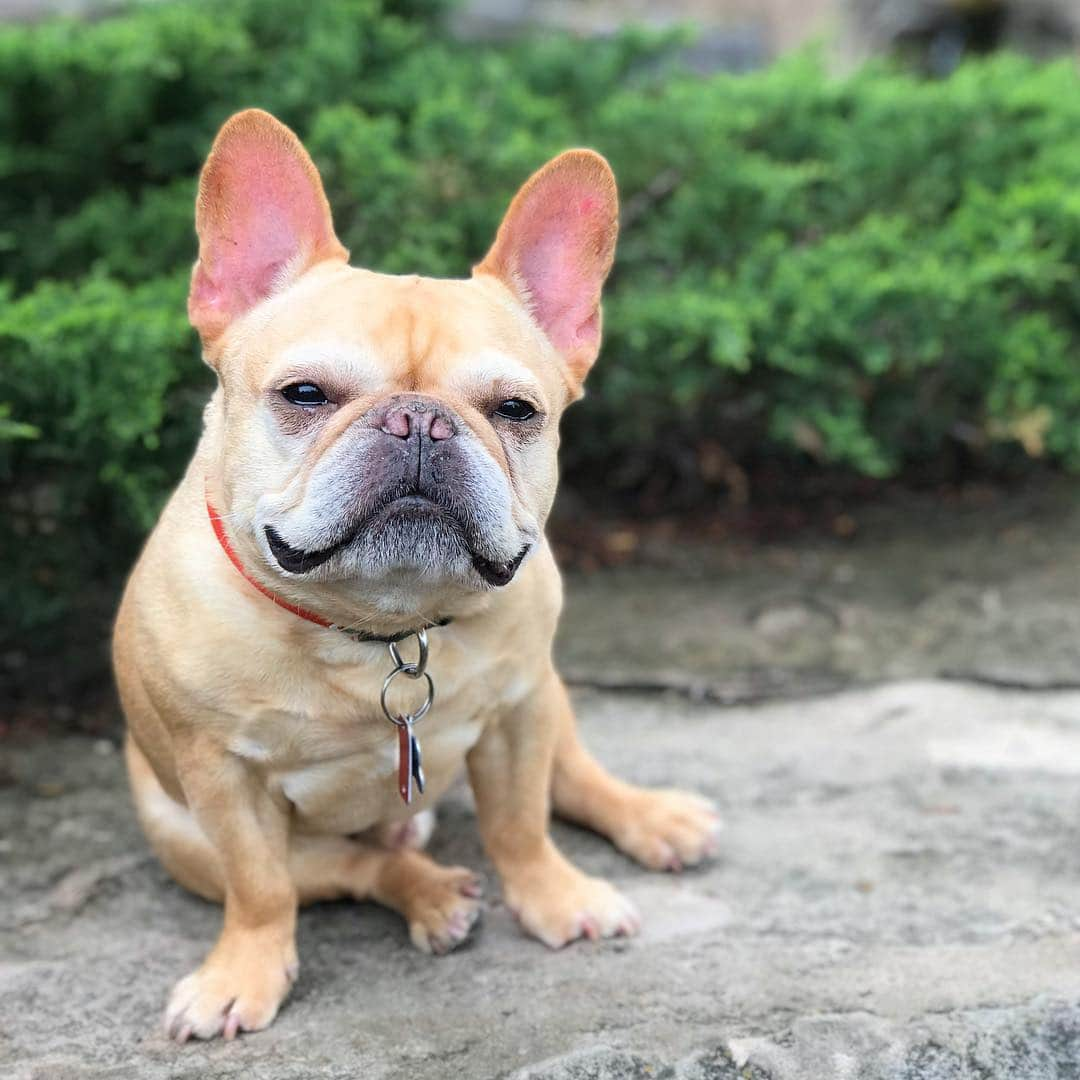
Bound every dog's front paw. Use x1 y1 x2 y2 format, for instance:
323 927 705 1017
614 788 722 872
164 932 298 1042
503 853 640 949
404 865 483 956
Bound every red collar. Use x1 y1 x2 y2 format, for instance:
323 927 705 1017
207 498 337 629
205 498 450 644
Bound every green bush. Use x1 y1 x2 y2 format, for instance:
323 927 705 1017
3 0 1080 643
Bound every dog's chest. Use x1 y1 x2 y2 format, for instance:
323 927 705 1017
230 640 515 831
272 716 483 831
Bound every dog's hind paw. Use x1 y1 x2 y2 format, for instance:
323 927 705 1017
613 788 722 872
503 852 640 949
404 865 483 955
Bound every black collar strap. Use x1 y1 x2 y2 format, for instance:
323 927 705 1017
332 616 454 645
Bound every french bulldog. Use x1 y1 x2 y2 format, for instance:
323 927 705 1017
113 108 720 1042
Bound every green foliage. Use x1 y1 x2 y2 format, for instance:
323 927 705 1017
1 273 199 626
3 0 1080 640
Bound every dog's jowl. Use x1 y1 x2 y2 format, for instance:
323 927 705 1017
112 109 721 1042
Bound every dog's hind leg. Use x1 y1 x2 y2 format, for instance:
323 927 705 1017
547 673 722 872
126 733 226 902
287 835 482 955
362 847 483 954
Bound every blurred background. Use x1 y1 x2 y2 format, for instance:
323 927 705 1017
5 7 1080 1075
3 0 1080 731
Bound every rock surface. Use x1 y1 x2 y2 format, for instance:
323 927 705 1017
3 678 1080 1078
6 484 1080 1078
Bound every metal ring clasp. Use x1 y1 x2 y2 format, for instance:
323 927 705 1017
380 668 434 725
388 628 428 678
379 628 434 727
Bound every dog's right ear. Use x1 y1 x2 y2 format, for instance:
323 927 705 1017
188 109 347 346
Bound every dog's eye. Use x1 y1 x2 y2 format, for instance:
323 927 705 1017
494 399 536 421
281 383 329 407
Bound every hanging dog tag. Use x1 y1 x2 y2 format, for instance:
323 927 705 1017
410 730 425 796
397 720 415 803
383 631 435 805
397 719 426 804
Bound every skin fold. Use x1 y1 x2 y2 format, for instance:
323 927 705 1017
112 109 721 1043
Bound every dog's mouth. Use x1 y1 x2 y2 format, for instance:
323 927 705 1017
265 523 353 575
265 496 530 586
469 545 530 587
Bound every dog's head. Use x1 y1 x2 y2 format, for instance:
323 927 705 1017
191 110 617 616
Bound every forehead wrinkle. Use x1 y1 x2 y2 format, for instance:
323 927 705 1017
406 302 431 387
274 339 389 390
447 349 547 402
460 350 538 384
364 287 428 391
402 288 470 390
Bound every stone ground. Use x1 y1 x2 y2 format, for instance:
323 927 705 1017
5 482 1080 1079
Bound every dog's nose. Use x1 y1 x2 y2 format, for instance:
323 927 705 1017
380 402 456 441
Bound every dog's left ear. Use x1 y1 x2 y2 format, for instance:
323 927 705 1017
474 150 618 385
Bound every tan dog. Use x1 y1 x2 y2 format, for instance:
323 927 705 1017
113 109 720 1043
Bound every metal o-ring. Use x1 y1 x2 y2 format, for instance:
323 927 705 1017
380 666 434 726
389 630 428 678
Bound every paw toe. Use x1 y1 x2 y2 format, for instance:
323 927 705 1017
223 1010 241 1042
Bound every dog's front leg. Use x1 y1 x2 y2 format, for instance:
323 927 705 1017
467 669 640 948
164 734 298 1042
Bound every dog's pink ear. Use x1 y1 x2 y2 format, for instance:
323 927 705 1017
474 150 618 383
188 109 347 344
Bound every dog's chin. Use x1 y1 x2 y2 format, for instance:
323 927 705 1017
266 497 530 589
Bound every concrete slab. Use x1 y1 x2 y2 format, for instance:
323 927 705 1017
3 680 1079 1078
